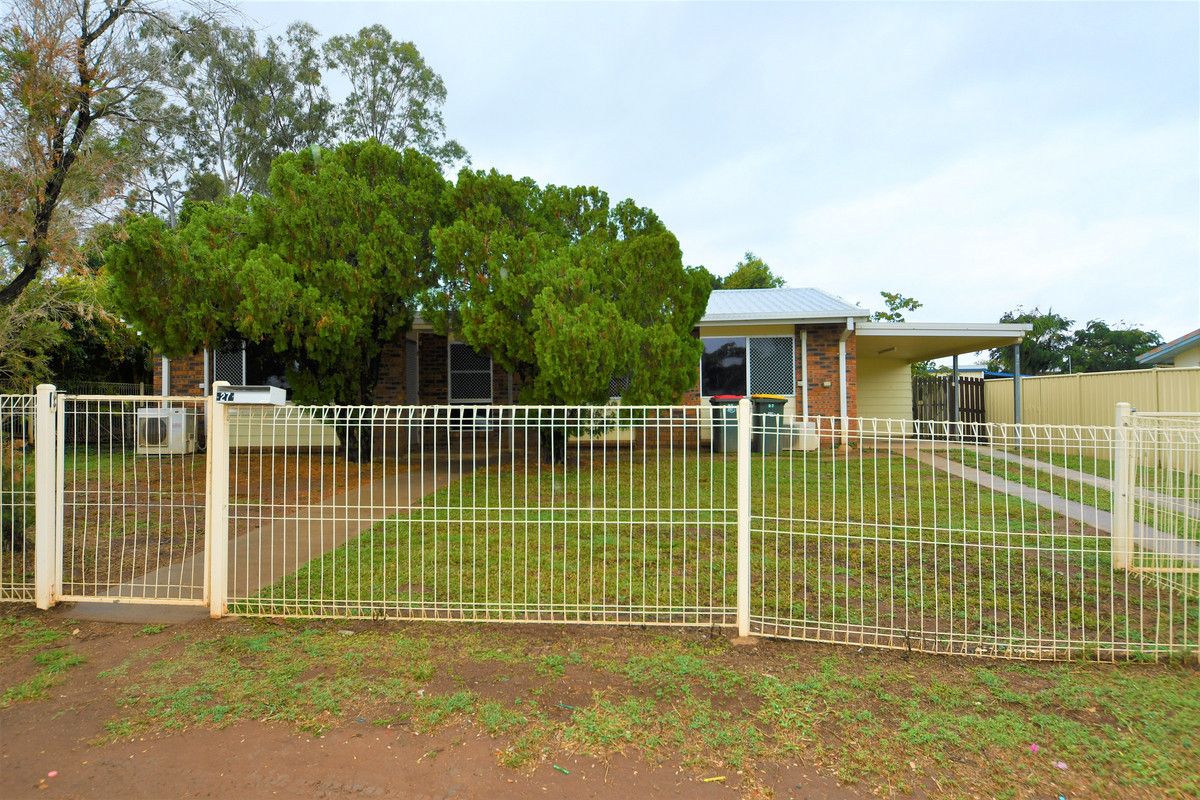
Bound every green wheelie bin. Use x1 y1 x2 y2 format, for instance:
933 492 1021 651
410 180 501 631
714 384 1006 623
709 395 742 453
751 394 788 454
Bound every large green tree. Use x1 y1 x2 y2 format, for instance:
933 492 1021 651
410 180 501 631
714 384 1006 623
1067 320 1162 373
988 308 1073 375
427 170 710 408
715 251 785 290
107 141 451 410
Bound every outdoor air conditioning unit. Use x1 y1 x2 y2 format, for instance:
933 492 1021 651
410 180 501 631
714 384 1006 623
135 407 196 455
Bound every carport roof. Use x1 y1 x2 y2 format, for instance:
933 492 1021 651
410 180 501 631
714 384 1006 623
856 321 1031 362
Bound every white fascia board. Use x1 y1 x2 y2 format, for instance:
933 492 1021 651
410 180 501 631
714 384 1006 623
856 321 1032 337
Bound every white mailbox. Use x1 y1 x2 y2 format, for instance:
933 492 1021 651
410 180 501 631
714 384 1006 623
214 385 287 405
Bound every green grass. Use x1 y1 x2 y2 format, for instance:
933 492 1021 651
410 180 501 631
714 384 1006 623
242 451 1198 660
7 614 1192 798
0 617 86 707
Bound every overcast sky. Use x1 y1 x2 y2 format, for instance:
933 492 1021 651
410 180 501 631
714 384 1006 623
241 1 1199 338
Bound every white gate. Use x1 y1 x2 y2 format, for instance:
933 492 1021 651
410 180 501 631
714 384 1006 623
53 392 209 604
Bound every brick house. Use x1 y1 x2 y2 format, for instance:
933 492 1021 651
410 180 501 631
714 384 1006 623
153 287 1028 427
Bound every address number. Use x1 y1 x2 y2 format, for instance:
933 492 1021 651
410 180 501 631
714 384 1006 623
216 391 234 402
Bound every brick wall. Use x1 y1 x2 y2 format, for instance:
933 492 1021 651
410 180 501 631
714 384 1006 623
375 340 408 404
160 353 205 397
418 332 448 404
798 324 857 419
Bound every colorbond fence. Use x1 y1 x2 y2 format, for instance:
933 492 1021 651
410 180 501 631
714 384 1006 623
985 367 1200 427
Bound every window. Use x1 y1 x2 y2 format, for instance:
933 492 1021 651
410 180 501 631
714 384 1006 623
448 342 493 403
701 337 747 396
700 335 794 397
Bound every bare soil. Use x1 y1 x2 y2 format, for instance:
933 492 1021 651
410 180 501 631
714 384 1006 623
0 613 870 800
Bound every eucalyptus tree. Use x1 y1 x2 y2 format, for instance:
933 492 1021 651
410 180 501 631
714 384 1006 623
324 24 467 168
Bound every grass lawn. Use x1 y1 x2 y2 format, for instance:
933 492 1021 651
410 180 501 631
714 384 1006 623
239 449 1199 661
2 611 1197 799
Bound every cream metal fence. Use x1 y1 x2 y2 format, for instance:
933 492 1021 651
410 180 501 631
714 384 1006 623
10 386 1199 662
224 404 738 625
748 412 1198 660
1 394 36 601
1125 411 1200 598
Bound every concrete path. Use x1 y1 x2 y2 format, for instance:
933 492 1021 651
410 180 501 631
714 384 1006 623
893 442 1200 568
971 445 1200 521
66 457 488 622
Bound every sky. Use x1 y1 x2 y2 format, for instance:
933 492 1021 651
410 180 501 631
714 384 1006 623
240 1 1200 340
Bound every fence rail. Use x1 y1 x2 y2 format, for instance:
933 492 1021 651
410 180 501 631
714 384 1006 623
6 385 1198 663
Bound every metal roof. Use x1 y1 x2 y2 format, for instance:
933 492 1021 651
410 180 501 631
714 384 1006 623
700 288 869 324
1137 327 1200 366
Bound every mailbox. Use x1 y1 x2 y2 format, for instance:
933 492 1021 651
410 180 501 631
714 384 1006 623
213 385 286 405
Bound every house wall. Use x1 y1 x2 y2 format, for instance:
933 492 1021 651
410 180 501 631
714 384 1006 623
689 323 860 429
856 354 912 422
801 324 857 420
375 339 408 404
1173 343 1200 369
154 353 205 397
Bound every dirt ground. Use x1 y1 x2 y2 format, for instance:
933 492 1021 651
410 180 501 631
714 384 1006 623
0 611 868 800
2 606 1195 800
2 720 859 800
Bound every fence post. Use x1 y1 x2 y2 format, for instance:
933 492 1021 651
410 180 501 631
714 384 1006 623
1112 402 1133 570
33 384 56 610
207 381 230 618
736 397 752 637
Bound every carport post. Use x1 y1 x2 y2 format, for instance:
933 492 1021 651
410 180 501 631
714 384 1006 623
736 397 752 637
950 354 960 426
33 384 57 610
207 381 231 618
1012 344 1022 425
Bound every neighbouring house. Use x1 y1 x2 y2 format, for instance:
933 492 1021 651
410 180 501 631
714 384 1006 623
1137 327 1200 369
152 287 1029 427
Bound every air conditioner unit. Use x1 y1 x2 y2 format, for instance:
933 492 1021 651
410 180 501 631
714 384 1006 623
136 407 196 455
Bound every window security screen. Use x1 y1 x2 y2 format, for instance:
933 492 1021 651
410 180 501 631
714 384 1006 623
448 343 493 402
700 336 794 397
748 337 795 395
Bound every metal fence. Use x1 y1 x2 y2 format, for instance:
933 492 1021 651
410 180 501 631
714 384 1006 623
10 385 1200 662
1126 412 1200 597
1 395 35 601
226 405 737 625
749 413 1198 660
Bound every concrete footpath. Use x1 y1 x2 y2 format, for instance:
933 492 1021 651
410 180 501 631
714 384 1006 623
892 442 1200 568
